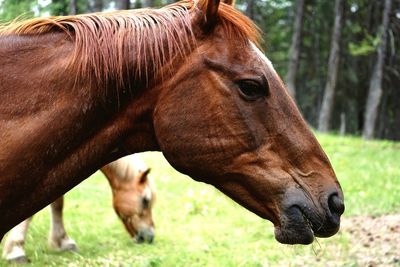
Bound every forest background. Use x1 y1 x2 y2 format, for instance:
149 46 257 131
1 0 399 141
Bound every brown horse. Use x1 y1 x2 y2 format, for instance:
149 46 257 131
0 0 344 245
2 154 156 262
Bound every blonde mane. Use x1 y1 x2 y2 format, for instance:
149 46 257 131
0 1 260 90
107 154 148 182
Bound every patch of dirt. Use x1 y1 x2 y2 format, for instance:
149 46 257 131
340 214 400 267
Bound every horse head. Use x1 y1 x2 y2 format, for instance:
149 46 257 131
151 0 344 244
102 157 156 244
114 168 155 243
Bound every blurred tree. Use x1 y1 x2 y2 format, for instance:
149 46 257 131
50 0 69 15
285 0 304 100
116 0 130 9
318 0 344 132
363 0 392 139
294 0 333 126
245 0 254 20
70 0 77 14
0 0 34 21
142 0 154 8
88 0 103 12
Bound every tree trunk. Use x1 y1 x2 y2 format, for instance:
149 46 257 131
285 0 304 100
340 112 346 135
69 0 77 15
89 0 103 12
317 0 344 132
142 0 154 8
245 0 255 20
116 0 130 10
362 0 392 140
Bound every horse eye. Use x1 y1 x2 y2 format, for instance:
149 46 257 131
236 80 267 101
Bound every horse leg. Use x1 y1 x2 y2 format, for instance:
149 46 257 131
2 217 32 263
48 196 78 252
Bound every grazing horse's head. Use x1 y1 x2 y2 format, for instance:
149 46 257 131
102 159 156 244
151 0 344 244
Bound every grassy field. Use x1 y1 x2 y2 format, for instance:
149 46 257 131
1 134 399 266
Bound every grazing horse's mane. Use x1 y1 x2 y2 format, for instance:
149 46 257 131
0 0 260 89
107 155 148 182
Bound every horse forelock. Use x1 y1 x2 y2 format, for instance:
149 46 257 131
217 2 261 47
0 1 260 91
106 155 145 181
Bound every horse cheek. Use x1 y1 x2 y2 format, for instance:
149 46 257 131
153 79 226 179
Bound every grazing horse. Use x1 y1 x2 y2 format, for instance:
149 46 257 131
2 154 156 263
0 0 344 245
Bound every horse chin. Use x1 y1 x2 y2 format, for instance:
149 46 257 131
274 206 315 245
274 225 314 245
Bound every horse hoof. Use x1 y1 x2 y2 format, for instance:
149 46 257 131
7 255 30 264
49 237 79 252
61 243 78 252
4 246 30 264
59 238 78 252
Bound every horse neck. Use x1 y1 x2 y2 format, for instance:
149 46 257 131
0 33 158 235
0 6 196 234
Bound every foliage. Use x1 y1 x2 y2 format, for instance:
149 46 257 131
348 32 380 56
1 134 399 266
236 0 293 75
0 0 35 22
0 0 399 140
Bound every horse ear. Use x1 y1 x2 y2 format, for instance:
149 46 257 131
138 168 151 184
201 0 221 32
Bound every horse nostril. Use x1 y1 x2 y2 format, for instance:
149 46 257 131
328 194 345 216
135 234 145 244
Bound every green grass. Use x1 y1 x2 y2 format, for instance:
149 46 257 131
318 134 400 216
1 134 399 266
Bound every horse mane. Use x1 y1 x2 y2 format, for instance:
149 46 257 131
0 1 260 90
107 154 148 182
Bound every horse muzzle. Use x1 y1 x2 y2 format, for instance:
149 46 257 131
275 188 345 244
135 228 155 244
